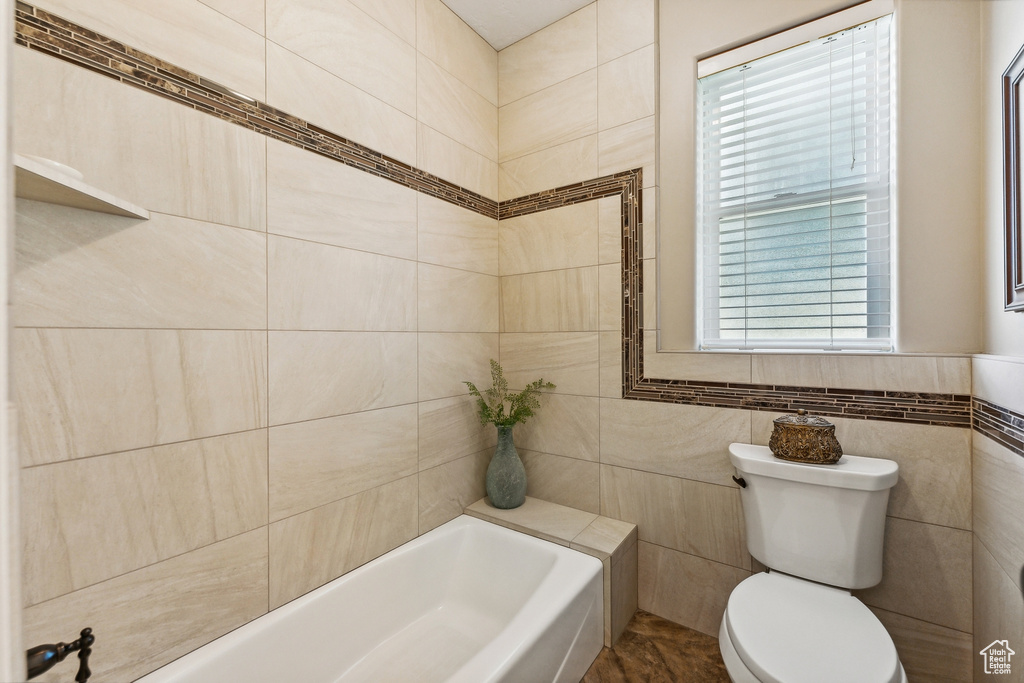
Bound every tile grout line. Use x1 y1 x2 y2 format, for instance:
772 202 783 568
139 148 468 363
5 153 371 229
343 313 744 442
24 526 267 612
414 0 421 529
974 534 1022 607
27 471 424 614
19 426 269 470
264 89 271 612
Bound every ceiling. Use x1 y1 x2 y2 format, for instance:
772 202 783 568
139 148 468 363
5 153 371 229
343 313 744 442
441 0 593 51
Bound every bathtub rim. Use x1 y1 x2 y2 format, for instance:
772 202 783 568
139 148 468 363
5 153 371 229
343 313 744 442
136 513 604 683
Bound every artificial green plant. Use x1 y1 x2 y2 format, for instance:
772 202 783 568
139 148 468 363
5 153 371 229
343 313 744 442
464 359 555 427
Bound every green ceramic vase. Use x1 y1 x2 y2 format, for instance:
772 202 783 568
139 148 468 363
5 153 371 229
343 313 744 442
486 425 526 509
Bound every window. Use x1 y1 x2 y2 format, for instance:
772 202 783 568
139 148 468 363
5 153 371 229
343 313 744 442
697 13 894 351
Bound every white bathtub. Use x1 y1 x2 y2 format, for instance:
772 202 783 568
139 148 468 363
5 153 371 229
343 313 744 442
138 515 604 683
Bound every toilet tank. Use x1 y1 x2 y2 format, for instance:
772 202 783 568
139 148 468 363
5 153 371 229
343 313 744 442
729 443 898 590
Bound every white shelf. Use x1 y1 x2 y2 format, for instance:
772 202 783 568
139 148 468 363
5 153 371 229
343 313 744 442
14 154 149 219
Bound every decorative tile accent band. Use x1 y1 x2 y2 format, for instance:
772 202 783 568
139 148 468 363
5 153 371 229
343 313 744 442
500 167 975 429
13 5 986 434
974 397 1024 457
628 379 972 427
14 2 499 219
499 172 645 424
609 180 971 428
498 170 642 220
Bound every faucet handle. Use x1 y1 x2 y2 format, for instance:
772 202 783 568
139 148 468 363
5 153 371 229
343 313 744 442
25 627 94 681
75 628 94 683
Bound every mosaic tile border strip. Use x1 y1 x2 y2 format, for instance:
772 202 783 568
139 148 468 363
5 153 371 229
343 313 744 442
499 171 644 422
628 379 972 427
503 171 973 428
14 2 499 219
498 170 642 220
14 5 976 431
974 397 1024 456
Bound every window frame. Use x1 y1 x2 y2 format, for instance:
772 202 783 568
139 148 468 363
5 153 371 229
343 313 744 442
695 7 895 352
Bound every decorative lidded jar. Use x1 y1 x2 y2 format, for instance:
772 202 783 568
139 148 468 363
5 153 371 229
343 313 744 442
768 409 843 464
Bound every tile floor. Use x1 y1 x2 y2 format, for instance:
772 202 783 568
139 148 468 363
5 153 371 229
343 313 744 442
583 610 730 682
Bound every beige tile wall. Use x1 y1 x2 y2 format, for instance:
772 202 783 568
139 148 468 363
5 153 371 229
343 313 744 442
496 0 653 201
33 0 267 99
266 139 419 257
266 0 416 115
14 50 268 232
14 1 993 682
24 529 269 683
974 538 1024 681
266 42 418 165
498 136 599 200
268 476 419 609
870 606 974 683
15 205 267 330
417 0 496 105
417 449 491 533
520 450 601 514
972 356 1024 680
14 1 499 678
495 3 975 681
22 430 268 606
418 55 498 162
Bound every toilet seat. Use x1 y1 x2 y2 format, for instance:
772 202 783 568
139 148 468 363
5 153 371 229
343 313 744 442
724 572 902 683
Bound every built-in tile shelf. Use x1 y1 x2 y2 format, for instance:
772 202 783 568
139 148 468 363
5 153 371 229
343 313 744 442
465 496 638 647
14 154 149 219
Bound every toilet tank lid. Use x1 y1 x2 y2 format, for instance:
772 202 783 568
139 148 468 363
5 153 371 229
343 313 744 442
729 443 898 491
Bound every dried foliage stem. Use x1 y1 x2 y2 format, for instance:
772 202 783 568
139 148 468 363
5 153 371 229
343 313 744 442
464 359 555 427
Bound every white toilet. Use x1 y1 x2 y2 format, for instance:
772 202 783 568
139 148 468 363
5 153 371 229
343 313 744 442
719 442 907 683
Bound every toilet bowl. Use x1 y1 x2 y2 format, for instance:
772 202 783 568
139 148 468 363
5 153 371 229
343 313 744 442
722 443 905 683
718 572 906 683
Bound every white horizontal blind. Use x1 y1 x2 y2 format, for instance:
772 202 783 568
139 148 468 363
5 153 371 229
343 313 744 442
697 14 893 351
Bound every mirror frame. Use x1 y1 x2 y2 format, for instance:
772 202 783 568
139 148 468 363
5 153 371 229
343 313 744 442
1003 42 1024 312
